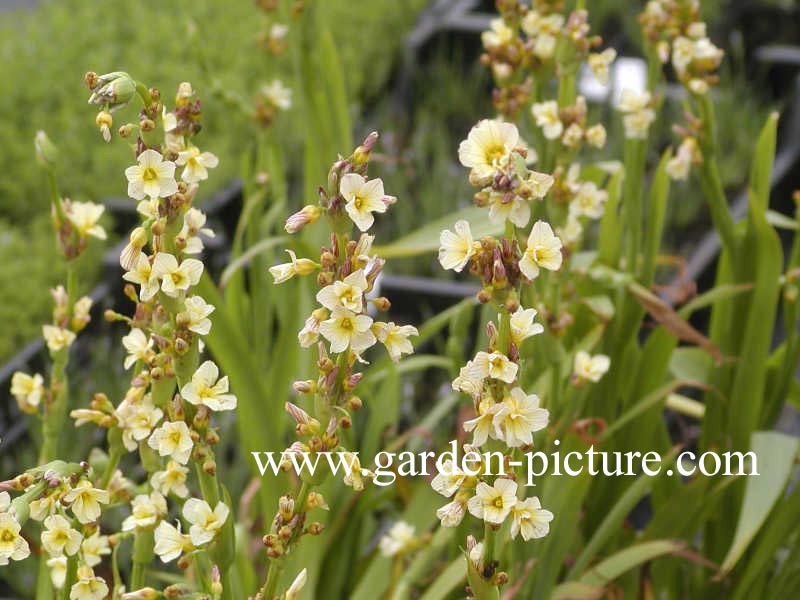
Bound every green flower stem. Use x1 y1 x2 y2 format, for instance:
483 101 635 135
59 555 78 600
100 442 123 489
621 138 646 275
195 454 220 507
497 309 512 355
39 351 69 464
131 528 155 590
695 92 737 261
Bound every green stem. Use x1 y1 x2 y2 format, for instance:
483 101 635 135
131 528 155 590
260 558 285 600
483 522 496 571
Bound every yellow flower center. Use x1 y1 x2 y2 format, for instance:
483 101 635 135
492 497 504 509
171 272 187 286
1 529 14 543
484 144 506 164
169 431 183 445
353 195 365 210
533 247 547 262
339 317 354 331
142 167 159 182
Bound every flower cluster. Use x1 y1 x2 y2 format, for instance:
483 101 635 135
261 132 418 596
480 1 610 120
639 0 724 95
3 74 237 600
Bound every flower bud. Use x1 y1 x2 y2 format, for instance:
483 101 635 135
307 522 325 535
34 130 59 168
121 588 160 600
353 131 378 165
285 205 321 234
347 396 362 411
87 71 136 110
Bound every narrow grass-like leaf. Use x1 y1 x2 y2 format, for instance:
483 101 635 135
719 431 800 575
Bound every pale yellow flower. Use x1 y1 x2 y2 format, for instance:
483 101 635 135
588 48 617 85
122 492 167 531
340 173 390 232
467 479 518 524
616 89 655 139
487 192 530 228
561 123 584 149
43 325 76 353
64 480 109 524
569 182 608 219
585 124 607 149
481 18 513 50
261 79 292 110
463 398 501 447
438 220 477 272
316 269 368 312
123 254 159 301
80 531 111 567
519 220 563 280
452 363 483 397
269 249 318 284
151 253 203 297
180 361 237 412
298 312 323 347
154 520 191 562
557 216 583 246
183 295 215 335
69 566 108 600
147 420 194 464
510 496 553 540
30 495 58 521
472 351 518 383
319 306 376 354
436 498 466 528
65 201 106 240
125 149 178 200
573 351 610 383
0 512 29 565
116 394 163 451
183 498 229 546
176 146 219 183
341 452 371 491
509 307 544 347
151 460 190 498
122 328 153 370
492 388 549 448
10 371 44 412
532 101 563 140
431 460 466 497
458 119 519 184
47 556 67 588
666 137 698 181
373 321 418 363
41 514 82 557
379 521 416 557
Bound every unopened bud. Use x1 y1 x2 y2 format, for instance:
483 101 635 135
203 459 216 476
285 205 321 234
307 522 325 535
306 491 328 511
371 297 391 311
34 130 59 167
353 131 379 165
292 380 316 395
347 396 362 411
477 288 492 303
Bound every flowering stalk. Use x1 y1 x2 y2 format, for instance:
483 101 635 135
261 131 418 598
2 71 242 600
